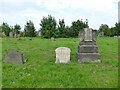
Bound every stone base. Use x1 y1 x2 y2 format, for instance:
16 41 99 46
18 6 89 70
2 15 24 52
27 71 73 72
76 52 101 63
78 45 98 53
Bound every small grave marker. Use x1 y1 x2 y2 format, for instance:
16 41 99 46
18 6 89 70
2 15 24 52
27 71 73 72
55 47 71 63
4 49 23 64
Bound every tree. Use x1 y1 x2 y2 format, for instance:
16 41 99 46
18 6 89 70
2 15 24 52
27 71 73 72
99 24 110 36
14 24 21 34
114 23 120 36
40 15 57 38
2 22 11 36
24 20 36 37
69 19 89 37
58 19 67 37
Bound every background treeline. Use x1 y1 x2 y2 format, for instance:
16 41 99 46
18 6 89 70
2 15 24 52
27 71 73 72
0 15 120 38
98 23 120 37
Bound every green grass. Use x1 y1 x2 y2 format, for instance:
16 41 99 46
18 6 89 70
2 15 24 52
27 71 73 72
0 37 2 89
2 37 118 88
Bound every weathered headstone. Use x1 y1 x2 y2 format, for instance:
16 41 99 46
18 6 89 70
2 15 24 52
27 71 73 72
55 47 71 63
14 33 17 38
9 32 13 38
118 35 120 39
2 32 5 36
51 37 55 41
76 28 101 63
4 49 23 64
38 32 41 36
101 32 104 37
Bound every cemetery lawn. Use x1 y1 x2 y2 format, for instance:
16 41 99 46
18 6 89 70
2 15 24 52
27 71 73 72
2 37 118 88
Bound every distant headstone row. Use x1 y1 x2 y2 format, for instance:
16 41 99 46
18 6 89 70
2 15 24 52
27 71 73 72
1 32 18 38
4 28 101 64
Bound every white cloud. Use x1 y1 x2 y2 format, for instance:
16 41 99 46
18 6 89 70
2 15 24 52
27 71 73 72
0 0 119 30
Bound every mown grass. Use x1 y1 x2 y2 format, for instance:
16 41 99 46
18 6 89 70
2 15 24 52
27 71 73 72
0 37 2 89
2 37 118 88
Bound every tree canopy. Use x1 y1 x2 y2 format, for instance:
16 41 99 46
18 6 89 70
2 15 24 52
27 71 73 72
40 15 57 38
24 20 36 37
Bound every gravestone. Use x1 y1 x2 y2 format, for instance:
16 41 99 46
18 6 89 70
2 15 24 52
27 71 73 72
101 32 104 37
2 32 5 37
76 28 101 63
14 33 17 38
9 32 13 38
118 35 120 39
55 47 71 63
4 49 23 64
38 32 41 36
51 37 55 41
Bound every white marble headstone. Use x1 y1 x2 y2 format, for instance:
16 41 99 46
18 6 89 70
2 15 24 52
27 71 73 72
55 47 71 63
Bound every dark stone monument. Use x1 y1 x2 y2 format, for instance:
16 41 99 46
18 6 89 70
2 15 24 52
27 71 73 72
76 28 101 63
4 49 23 64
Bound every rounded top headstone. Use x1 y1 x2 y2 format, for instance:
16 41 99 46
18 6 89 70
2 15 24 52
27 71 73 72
55 47 71 52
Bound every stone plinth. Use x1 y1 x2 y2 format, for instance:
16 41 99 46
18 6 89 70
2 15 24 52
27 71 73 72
76 28 101 63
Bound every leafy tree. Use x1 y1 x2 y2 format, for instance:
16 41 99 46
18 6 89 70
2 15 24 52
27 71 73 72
69 19 89 37
114 23 120 36
20 31 24 37
58 19 67 37
40 15 57 38
2 22 11 36
14 24 21 34
24 20 36 37
99 24 111 36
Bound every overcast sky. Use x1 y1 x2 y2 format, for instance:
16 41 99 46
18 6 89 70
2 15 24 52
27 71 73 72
0 0 119 31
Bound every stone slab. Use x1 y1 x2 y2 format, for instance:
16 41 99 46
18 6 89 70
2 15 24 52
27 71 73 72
84 28 92 41
4 49 23 64
78 45 98 53
76 52 101 63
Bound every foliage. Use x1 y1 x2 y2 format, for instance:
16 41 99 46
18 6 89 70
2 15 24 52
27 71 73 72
20 32 24 37
99 24 110 36
114 23 120 36
98 23 120 36
14 24 21 34
69 19 89 37
1 22 11 36
24 20 36 37
40 15 57 38
57 19 68 37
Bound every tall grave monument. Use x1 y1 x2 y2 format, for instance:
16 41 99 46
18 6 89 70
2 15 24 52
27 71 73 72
118 1 120 23
76 28 100 63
